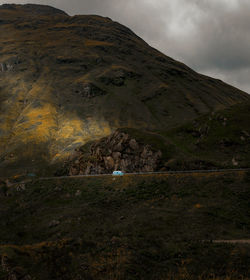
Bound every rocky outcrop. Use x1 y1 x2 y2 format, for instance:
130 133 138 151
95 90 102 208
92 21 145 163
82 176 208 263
74 82 106 98
98 67 141 86
0 57 21 72
68 130 162 175
1 255 32 280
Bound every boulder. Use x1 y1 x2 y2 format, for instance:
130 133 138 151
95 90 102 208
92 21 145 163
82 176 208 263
129 139 139 150
49 220 60 228
104 156 115 169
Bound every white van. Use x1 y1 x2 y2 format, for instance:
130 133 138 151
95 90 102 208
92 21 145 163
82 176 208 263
112 171 124 176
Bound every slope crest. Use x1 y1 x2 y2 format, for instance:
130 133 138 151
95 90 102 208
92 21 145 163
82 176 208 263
0 4 68 16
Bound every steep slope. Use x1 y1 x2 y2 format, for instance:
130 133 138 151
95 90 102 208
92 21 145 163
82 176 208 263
162 100 250 169
0 4 249 175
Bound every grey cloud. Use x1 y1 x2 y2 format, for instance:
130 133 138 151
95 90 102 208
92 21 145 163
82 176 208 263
170 0 250 71
0 0 249 93
202 66 250 93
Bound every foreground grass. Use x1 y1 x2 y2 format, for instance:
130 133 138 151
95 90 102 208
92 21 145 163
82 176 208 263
0 171 249 279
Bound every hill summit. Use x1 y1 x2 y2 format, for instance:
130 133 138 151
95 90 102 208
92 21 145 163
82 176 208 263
0 3 68 16
0 4 249 175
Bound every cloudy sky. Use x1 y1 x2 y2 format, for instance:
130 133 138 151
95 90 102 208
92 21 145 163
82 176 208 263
1 0 249 93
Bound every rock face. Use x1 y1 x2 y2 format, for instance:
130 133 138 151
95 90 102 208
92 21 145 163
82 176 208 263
68 130 162 175
0 57 21 72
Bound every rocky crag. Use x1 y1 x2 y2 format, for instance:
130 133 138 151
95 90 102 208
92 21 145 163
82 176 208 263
68 130 162 175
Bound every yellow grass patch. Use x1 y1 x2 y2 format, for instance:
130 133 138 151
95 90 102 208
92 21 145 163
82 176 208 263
85 39 113 47
194 203 203 209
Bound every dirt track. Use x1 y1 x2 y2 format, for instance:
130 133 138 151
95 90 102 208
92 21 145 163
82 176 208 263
212 240 250 244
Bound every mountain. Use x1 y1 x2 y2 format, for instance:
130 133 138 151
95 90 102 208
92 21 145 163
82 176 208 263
0 4 249 176
0 5 250 278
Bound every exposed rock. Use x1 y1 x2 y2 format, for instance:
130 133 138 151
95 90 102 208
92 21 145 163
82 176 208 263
68 130 162 175
220 138 236 147
69 166 79 176
0 63 7 72
98 67 141 86
74 82 106 98
112 152 121 160
5 179 13 187
16 183 26 191
1 255 32 280
232 158 239 166
129 139 139 150
49 220 60 228
104 156 115 169
0 57 21 72
75 190 81 196
242 130 250 137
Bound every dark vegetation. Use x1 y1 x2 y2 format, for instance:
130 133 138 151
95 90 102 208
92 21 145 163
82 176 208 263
0 171 250 279
124 100 250 169
162 101 250 169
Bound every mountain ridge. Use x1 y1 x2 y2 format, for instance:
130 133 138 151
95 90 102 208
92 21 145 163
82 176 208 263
0 3 68 16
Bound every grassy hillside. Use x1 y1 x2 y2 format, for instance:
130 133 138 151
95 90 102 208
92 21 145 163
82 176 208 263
114 101 250 171
0 171 249 279
162 100 250 169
